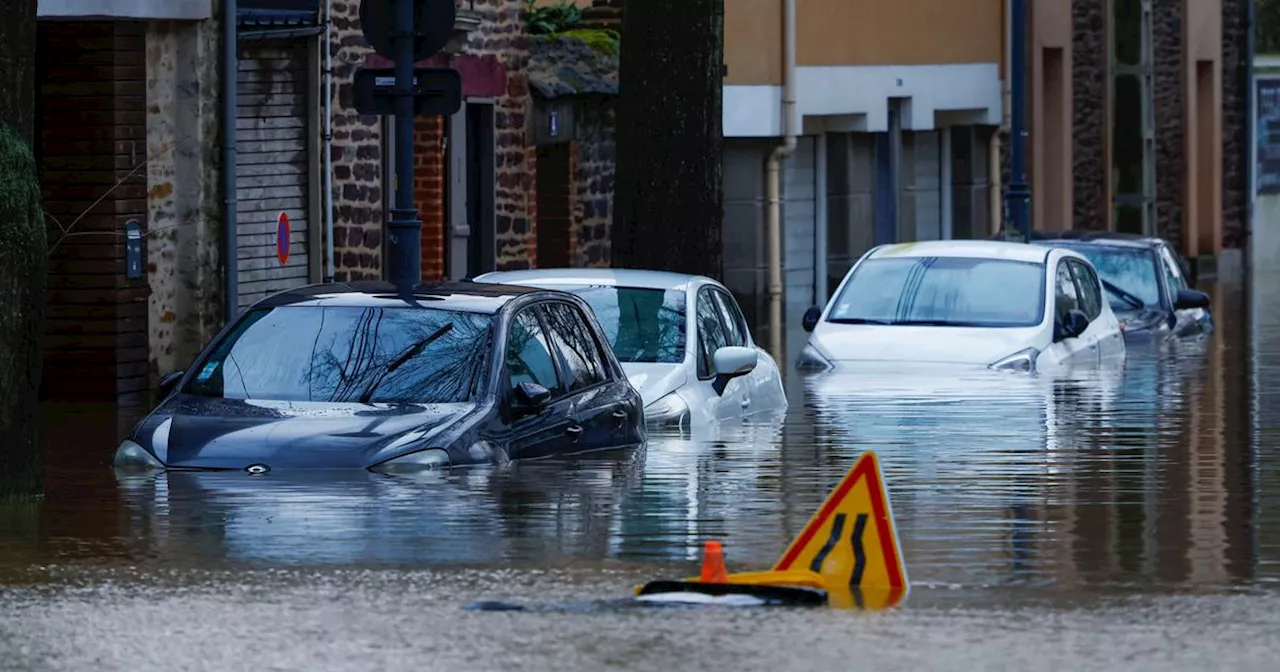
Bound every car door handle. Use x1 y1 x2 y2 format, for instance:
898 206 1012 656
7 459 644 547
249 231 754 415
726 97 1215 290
741 397 750 408
566 424 583 437
611 409 628 419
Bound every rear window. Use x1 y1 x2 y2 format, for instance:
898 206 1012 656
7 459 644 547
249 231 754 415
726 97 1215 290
828 256 1046 328
185 306 493 404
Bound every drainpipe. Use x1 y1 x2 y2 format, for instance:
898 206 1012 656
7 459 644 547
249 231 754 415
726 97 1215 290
814 132 828 306
223 0 239 322
766 0 797 364
323 0 335 282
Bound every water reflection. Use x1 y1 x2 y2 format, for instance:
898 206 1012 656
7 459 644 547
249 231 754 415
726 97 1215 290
2 280 1272 598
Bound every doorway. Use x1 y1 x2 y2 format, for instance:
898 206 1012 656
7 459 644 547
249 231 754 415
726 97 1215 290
535 142 573 268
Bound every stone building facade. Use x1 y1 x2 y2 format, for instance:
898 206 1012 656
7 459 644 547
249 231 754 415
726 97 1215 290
1008 0 1248 271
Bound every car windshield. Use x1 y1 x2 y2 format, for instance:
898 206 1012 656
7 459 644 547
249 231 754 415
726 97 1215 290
827 256 1046 327
561 285 686 363
1061 246 1161 310
184 306 493 403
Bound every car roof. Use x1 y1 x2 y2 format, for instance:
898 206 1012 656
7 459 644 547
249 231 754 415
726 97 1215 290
866 239 1054 264
1026 230 1163 250
252 280 551 314
474 267 708 292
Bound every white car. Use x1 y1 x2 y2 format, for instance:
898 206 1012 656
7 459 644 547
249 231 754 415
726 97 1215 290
796 240 1126 373
474 268 788 428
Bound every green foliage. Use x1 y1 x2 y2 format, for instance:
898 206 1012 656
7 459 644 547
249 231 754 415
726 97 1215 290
525 0 584 36
558 28 620 55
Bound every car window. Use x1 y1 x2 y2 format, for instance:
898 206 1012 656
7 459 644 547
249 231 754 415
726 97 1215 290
1158 245 1188 294
540 302 607 392
710 289 748 347
1065 245 1160 310
1067 259 1103 321
506 308 562 397
696 289 732 379
184 306 493 403
563 286 686 364
827 256 1046 327
1054 260 1081 323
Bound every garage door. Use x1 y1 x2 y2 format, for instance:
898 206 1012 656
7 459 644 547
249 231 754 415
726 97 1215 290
236 42 312 310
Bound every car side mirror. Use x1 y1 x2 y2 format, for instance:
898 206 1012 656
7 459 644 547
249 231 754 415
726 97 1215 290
158 370 184 398
1174 288 1211 311
1057 309 1090 341
512 380 552 414
802 306 822 332
711 346 757 395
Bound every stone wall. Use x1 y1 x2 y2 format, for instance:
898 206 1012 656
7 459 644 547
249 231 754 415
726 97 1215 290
1072 0 1107 230
572 100 615 266
1153 0 1184 246
1221 0 1247 249
145 19 222 385
328 0 385 282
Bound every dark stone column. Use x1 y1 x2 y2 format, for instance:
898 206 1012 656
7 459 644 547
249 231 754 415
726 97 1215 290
1222 0 1248 249
1073 0 1108 230
1153 0 1184 247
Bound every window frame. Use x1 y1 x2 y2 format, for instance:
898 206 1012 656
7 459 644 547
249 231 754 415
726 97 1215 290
537 300 612 395
694 286 734 381
1053 258 1084 323
501 302 569 406
1066 259 1104 322
708 287 751 349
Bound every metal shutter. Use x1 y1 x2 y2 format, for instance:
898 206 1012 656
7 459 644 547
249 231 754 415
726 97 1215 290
236 42 311 309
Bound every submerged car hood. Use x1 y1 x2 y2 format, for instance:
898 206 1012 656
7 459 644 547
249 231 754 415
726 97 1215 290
132 395 475 470
810 323 1044 365
621 362 687 406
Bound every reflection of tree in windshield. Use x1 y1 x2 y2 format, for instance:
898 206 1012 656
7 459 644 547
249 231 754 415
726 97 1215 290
192 306 493 404
572 287 685 363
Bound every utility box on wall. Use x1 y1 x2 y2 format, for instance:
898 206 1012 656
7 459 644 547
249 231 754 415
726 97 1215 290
530 98 576 146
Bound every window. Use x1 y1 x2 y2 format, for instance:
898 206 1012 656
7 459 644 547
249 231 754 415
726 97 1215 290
710 289 749 347
1068 260 1103 321
1054 261 1082 322
1158 245 1189 295
184 305 493 404
826 256 1047 328
695 289 732 379
1067 245 1160 310
506 308 562 397
540 302 607 392
562 286 686 364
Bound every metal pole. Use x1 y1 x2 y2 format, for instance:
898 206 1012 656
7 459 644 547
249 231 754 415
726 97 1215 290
387 0 421 286
1003 0 1031 242
223 0 239 321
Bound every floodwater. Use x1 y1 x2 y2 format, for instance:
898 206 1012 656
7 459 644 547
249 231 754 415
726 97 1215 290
2 275 1277 671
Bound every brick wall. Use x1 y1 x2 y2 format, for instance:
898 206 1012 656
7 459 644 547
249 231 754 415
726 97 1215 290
462 0 537 270
1072 0 1107 230
1222 0 1247 249
329 0 385 281
39 21 150 400
414 115 446 279
1153 0 1185 246
572 100 615 266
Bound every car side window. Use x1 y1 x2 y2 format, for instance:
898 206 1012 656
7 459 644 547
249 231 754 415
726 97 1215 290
505 308 562 397
1067 260 1103 321
711 289 749 348
696 289 731 379
1159 245 1188 294
1054 261 1081 323
540 302 607 392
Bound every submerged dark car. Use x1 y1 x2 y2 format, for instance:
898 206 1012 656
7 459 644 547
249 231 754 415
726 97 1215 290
113 281 647 473
1026 231 1213 339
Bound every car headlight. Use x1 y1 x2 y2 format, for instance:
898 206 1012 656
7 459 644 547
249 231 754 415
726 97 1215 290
645 392 690 429
989 347 1039 373
368 448 451 474
795 343 834 372
113 439 165 471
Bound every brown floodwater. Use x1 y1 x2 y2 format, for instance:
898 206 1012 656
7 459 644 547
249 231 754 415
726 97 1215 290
0 274 1275 671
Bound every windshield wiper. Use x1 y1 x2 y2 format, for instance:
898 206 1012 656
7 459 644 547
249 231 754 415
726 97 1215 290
357 323 455 404
889 319 987 327
826 317 894 325
1100 279 1144 310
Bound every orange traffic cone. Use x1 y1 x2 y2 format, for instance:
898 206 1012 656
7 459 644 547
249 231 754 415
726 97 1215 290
700 540 728 583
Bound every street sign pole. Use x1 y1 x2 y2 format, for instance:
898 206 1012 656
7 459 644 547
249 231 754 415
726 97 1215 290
387 0 422 287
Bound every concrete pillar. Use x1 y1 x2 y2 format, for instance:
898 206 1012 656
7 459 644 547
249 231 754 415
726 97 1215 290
146 18 223 383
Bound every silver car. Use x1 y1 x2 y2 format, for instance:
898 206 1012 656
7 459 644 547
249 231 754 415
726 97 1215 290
475 269 788 429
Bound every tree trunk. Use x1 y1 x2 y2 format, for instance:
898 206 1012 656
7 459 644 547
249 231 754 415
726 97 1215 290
611 0 724 278
0 0 45 502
